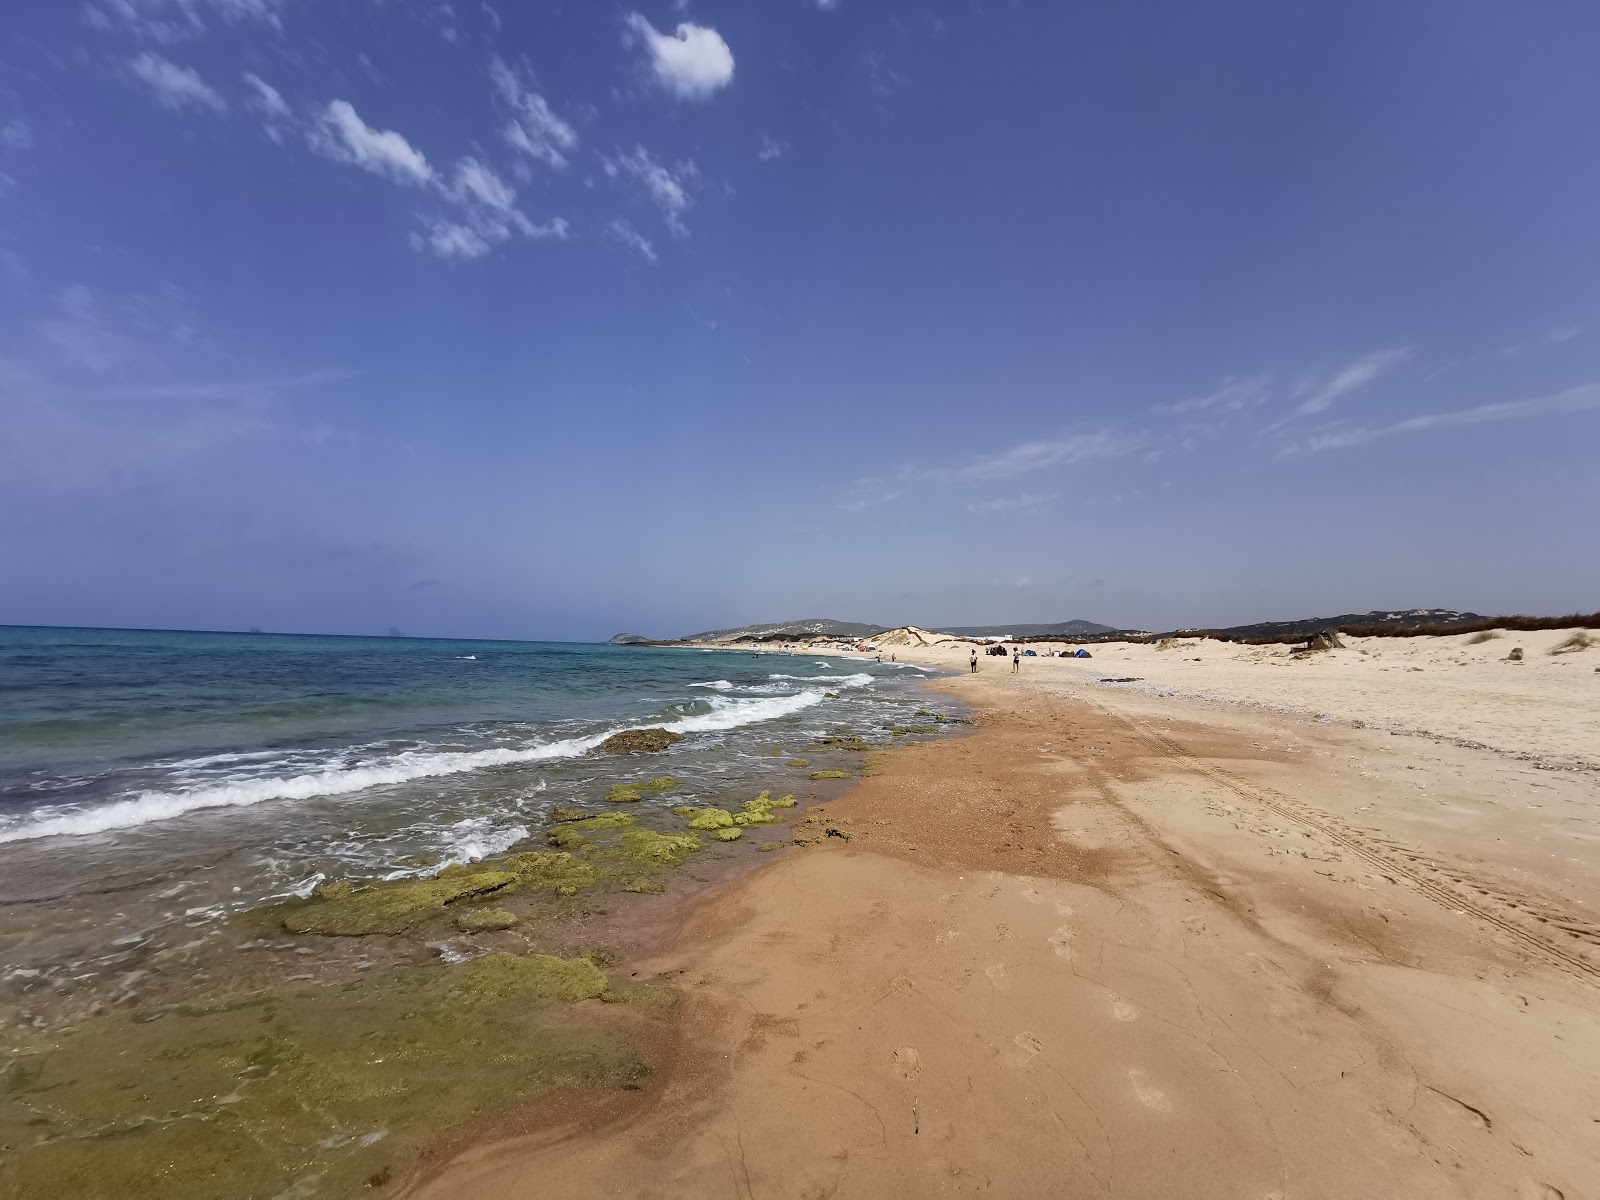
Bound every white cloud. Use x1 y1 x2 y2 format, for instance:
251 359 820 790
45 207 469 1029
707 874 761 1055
489 58 578 171
1158 373 1270 416
604 145 697 235
968 492 1058 516
605 219 657 263
1286 381 1600 453
939 431 1136 482
128 52 226 113
89 0 285 42
624 13 734 100
430 156 568 255
415 221 492 260
1 119 32 151
816 0 841 8
1293 347 1410 415
757 134 786 162
310 100 433 185
241 72 288 119
298 100 565 260
241 72 291 140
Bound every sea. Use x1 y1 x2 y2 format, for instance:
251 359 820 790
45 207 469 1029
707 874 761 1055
0 626 961 1195
0 626 956 966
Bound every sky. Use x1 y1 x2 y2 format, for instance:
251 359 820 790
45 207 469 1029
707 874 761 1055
2 1 1598 641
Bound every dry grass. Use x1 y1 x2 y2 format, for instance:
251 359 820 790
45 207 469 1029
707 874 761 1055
1549 631 1594 655
1463 630 1501 645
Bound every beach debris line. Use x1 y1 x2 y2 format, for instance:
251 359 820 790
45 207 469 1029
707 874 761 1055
603 727 686 753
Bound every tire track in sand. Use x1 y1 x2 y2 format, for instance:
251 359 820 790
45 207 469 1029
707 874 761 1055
1089 702 1600 986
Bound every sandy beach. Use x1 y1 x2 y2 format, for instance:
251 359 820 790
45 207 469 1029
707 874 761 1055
405 629 1600 1198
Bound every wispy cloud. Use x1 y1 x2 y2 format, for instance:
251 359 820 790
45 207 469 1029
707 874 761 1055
603 145 698 236
88 0 285 43
490 57 578 172
623 13 735 100
1292 347 1410 416
241 71 290 139
1285 381 1600 454
310 100 433 184
605 219 657 263
303 101 565 257
968 492 1058 516
128 52 226 113
757 134 786 162
935 431 1137 482
1 118 32 151
1157 373 1270 416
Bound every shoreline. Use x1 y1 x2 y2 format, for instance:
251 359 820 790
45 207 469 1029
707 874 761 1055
408 636 1600 1198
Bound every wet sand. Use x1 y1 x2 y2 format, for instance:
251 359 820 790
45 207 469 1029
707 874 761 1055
406 657 1600 1198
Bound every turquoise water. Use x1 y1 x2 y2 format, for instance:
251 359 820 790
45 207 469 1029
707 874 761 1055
0 626 953 960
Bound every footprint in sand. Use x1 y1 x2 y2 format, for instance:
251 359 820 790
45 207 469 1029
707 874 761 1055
1047 926 1076 960
985 963 1012 991
1054 900 1075 918
1128 1067 1172 1112
1021 887 1043 905
891 1045 921 1081
1109 995 1138 1022
1007 1032 1043 1067
934 929 961 946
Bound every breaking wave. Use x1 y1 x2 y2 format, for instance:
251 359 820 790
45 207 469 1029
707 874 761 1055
0 690 827 845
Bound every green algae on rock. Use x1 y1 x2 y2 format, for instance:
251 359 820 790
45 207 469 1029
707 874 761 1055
890 725 940 736
281 870 519 936
758 841 785 852
0 958 643 1200
602 727 685 753
606 783 644 803
806 770 853 780
810 734 870 751
710 827 743 842
617 828 702 867
787 758 810 767
680 807 735 831
600 984 678 1016
501 850 602 895
454 907 519 933
641 775 680 791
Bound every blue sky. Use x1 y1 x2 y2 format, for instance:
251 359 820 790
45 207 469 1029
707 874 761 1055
2 1 1598 640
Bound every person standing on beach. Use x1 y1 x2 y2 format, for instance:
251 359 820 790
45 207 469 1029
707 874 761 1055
1011 648 1020 674
969 648 978 673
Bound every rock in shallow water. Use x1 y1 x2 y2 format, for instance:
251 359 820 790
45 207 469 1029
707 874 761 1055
602 728 685 753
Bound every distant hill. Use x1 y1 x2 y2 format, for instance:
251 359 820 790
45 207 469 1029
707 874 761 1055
935 619 1115 639
607 633 653 645
1171 608 1484 641
679 618 890 643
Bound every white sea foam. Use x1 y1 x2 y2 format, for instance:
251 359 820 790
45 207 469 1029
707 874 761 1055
0 688 827 844
767 672 874 688
688 680 734 690
434 818 528 866
0 733 609 845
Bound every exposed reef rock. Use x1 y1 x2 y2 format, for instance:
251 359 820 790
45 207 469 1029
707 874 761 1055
282 870 519 936
602 728 685 753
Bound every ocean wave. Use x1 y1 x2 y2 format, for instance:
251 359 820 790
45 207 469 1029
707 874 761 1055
688 680 734 690
0 689 826 844
767 673 874 688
